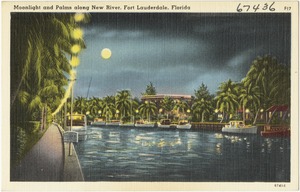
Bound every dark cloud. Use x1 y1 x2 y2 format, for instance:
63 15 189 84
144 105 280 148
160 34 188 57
74 13 291 98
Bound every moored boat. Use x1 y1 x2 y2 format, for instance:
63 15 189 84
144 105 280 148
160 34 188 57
119 122 135 127
91 118 106 126
66 114 87 140
106 120 120 126
135 120 155 128
158 119 172 129
222 121 257 134
176 120 192 130
261 125 290 137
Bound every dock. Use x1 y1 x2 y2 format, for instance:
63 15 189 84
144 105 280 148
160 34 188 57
191 122 226 131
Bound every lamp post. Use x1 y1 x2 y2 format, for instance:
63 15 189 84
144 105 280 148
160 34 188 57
116 110 120 120
68 29 83 156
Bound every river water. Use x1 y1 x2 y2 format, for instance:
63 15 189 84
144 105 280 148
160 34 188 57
74 126 290 182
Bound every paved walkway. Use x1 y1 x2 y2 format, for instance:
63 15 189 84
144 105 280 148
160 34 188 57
11 124 64 181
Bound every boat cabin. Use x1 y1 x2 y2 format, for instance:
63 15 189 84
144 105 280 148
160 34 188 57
160 119 171 125
228 121 245 128
178 120 189 125
66 114 87 126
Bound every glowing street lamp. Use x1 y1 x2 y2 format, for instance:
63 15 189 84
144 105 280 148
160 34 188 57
72 28 83 39
70 56 80 67
74 13 85 22
71 44 81 54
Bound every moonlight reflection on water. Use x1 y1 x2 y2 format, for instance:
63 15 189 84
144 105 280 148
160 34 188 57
74 126 290 182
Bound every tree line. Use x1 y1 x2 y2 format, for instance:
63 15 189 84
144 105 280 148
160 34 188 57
10 13 89 165
70 56 290 125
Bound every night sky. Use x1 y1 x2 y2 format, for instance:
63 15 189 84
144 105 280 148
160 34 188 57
74 13 291 98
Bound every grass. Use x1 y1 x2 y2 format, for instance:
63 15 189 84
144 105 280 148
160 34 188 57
11 121 48 167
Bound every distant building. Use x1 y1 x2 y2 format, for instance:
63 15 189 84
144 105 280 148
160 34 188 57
141 94 192 102
266 105 290 123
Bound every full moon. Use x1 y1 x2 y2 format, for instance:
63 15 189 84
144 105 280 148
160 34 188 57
101 48 112 60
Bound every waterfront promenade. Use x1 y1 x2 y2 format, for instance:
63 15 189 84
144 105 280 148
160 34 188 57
11 124 84 181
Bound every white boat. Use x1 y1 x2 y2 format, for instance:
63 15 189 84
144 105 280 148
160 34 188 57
176 120 192 130
158 119 172 129
105 120 120 126
91 118 106 126
119 122 135 127
222 121 257 134
134 120 155 128
66 114 87 140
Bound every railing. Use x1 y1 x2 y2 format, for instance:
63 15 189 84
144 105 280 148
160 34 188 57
264 125 290 132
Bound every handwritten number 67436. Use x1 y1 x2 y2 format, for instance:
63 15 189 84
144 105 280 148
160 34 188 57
237 2 275 12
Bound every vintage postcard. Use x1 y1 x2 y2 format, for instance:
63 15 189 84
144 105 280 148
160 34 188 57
1 1 299 191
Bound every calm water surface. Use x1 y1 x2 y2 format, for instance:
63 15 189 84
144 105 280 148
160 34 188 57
74 126 290 182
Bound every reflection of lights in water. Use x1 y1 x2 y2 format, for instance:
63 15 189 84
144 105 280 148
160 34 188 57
187 141 192 151
280 147 284 152
174 138 182 145
215 133 224 139
157 140 166 148
134 135 184 148
108 132 120 142
215 143 222 155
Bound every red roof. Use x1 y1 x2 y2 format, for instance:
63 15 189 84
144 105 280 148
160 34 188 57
266 105 289 112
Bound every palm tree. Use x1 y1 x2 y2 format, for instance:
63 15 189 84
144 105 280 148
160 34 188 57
244 55 280 110
161 96 174 119
192 98 212 122
269 65 290 106
244 55 291 123
87 97 102 118
115 90 132 119
11 13 74 107
215 79 239 122
74 96 87 114
138 101 157 122
102 95 116 121
239 80 261 124
173 100 189 119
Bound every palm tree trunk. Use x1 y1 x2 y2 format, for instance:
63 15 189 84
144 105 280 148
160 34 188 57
220 111 224 123
253 109 260 125
243 105 246 123
267 109 278 124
